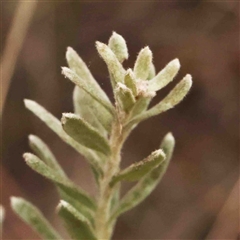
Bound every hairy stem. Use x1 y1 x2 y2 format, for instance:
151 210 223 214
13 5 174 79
95 115 125 239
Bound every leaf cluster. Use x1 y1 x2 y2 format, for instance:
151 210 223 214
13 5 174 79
10 32 192 239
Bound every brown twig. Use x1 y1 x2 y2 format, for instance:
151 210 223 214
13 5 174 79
1 0 38 116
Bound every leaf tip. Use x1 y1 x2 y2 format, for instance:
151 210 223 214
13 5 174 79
59 200 68 208
184 74 193 87
10 196 22 210
28 134 36 142
66 47 75 59
23 152 38 165
172 58 180 68
61 112 77 125
61 66 71 76
95 41 105 50
141 46 152 56
153 149 166 159
23 99 34 108
164 132 175 143
66 46 73 52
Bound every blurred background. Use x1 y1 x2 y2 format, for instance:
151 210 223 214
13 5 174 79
1 1 239 239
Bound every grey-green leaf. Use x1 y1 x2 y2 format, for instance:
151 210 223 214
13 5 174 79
58 200 97 240
73 86 113 133
11 197 61 239
133 46 152 80
27 137 95 221
147 58 180 92
62 113 111 156
66 47 111 104
124 69 138 97
115 83 135 113
28 134 66 178
108 32 128 63
160 132 175 161
96 41 125 84
23 153 96 211
62 67 114 114
24 99 102 172
58 189 95 227
129 74 192 125
110 133 175 220
128 96 151 120
147 62 156 80
110 149 165 186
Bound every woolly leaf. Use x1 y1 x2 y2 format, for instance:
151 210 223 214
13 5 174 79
29 137 95 222
129 74 192 124
58 200 97 240
115 83 135 113
23 153 96 211
160 132 175 161
58 190 95 227
110 184 120 212
66 47 110 104
62 113 111 156
110 149 165 186
11 197 61 239
73 86 113 133
28 134 66 178
96 41 125 84
128 97 151 119
147 58 180 92
73 88 107 136
108 32 128 63
147 62 156 80
24 99 102 173
110 133 175 220
134 46 152 80
124 69 138 97
62 67 114 114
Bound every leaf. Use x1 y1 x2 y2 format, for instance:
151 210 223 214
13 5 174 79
73 86 113 133
11 197 61 239
124 69 138 97
128 96 151 119
129 74 192 125
108 31 128 63
96 41 125 84
28 134 66 178
110 133 175 220
147 62 156 80
115 83 135 113
74 87 107 136
28 137 95 222
66 47 110 104
110 184 120 212
133 46 152 80
58 189 95 227
23 153 96 211
58 200 97 240
62 67 114 114
147 58 180 92
160 132 175 161
62 113 111 156
24 99 103 173
110 150 165 186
